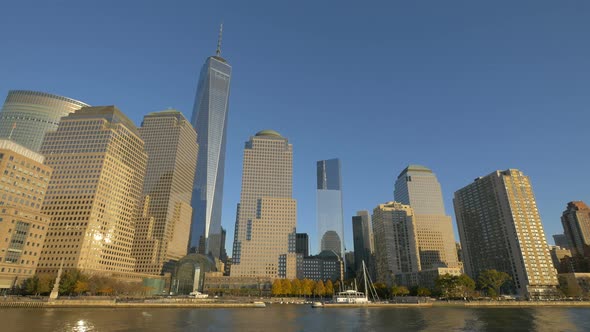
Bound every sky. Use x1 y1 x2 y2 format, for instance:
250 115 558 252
1 1 589 255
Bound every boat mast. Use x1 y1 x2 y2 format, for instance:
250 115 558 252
362 260 369 301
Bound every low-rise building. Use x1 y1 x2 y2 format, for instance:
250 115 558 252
297 250 343 282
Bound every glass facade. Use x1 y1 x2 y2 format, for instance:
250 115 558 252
0 90 89 152
189 55 232 258
317 159 345 258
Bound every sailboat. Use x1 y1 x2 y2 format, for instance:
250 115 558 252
333 260 379 304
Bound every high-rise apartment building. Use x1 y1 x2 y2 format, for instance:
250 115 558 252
37 106 147 276
394 165 459 270
231 130 297 279
454 169 558 299
561 201 590 257
352 210 374 274
132 111 198 275
0 90 89 152
0 140 52 289
189 26 232 258
372 202 421 285
317 158 345 258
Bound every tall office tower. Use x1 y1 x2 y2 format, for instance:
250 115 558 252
37 106 147 275
454 169 558 299
189 25 232 258
394 165 459 269
352 210 374 273
296 233 309 257
0 90 89 152
561 201 590 257
372 202 421 285
219 227 228 262
317 158 345 257
231 130 297 278
0 140 52 289
132 111 198 275
553 234 571 250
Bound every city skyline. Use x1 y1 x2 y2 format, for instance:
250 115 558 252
1 1 589 256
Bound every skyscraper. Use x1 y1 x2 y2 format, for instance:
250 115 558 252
231 130 297 279
189 25 232 258
394 165 459 270
37 106 147 276
553 234 571 250
561 201 590 257
0 140 52 289
0 90 89 152
352 210 374 274
132 110 198 275
454 169 558 299
296 233 309 257
317 158 345 258
372 202 421 285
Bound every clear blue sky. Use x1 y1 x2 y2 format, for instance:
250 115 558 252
1 1 589 255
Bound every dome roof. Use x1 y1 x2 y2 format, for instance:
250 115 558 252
255 129 283 138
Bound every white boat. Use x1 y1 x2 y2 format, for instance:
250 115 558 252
333 261 377 304
334 290 369 304
311 302 324 308
189 291 209 299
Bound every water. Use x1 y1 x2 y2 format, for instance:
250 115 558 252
2 305 590 331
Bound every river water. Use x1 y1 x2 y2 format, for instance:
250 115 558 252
2 305 589 331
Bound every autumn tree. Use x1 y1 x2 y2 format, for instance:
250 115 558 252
281 279 293 296
325 280 334 297
314 280 326 297
302 279 314 297
391 285 410 297
271 279 283 297
373 282 389 299
416 287 431 297
292 279 302 297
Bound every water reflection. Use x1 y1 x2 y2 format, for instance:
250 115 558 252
2 305 590 331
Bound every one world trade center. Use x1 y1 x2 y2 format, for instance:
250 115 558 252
189 25 232 259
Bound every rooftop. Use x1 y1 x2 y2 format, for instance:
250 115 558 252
255 129 283 138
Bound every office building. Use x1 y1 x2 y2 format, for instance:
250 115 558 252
231 130 297 279
296 233 309 257
132 110 198 275
297 250 344 282
561 201 590 257
454 169 558 299
352 210 374 274
0 140 52 289
37 106 147 276
317 158 345 258
394 165 459 270
553 234 571 250
0 90 89 152
189 25 232 258
372 202 421 285
549 245 572 273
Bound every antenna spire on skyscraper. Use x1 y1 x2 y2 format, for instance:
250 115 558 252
216 23 223 57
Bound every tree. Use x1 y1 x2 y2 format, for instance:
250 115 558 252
74 280 89 295
373 282 389 299
23 276 39 295
271 280 283 297
314 280 326 297
325 280 334 297
292 279 302 297
281 279 293 296
435 274 475 299
478 269 511 298
392 285 410 297
416 287 431 297
59 270 87 295
302 279 314 297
